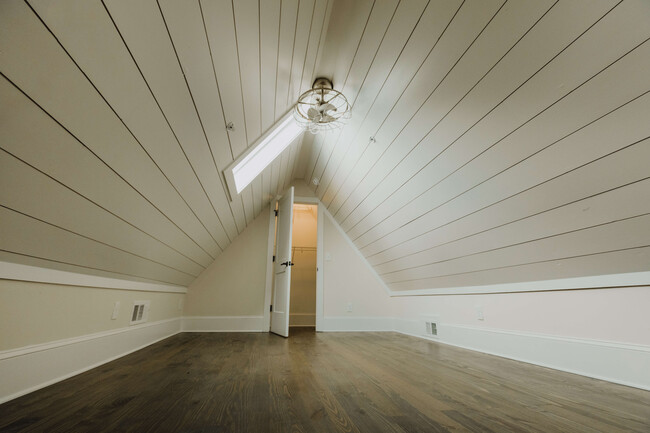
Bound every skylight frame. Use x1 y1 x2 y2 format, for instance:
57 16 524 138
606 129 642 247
224 110 304 200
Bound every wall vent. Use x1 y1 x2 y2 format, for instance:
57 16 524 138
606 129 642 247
130 301 150 325
421 315 439 338
425 321 437 336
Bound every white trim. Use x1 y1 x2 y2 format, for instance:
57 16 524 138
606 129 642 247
0 317 180 361
182 316 267 332
294 196 319 204
0 317 181 404
224 110 302 199
391 271 650 296
289 313 316 327
316 203 324 331
0 261 187 293
393 319 650 391
319 316 394 332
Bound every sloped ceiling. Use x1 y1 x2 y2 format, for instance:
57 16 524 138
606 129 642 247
0 0 330 286
1 0 649 292
296 0 650 292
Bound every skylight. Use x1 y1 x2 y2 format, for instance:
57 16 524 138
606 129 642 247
224 112 304 199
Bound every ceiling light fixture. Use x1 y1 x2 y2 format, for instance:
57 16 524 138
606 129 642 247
224 111 303 199
294 77 350 134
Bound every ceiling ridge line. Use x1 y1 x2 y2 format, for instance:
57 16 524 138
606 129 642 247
313 0 408 198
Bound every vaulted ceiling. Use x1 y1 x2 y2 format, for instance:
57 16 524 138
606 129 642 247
1 0 649 292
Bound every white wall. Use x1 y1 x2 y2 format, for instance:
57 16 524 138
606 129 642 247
320 210 392 331
312 201 650 389
0 278 184 403
290 205 317 327
390 287 650 390
391 287 650 345
183 206 271 330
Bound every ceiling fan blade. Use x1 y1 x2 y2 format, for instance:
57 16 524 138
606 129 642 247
307 107 322 120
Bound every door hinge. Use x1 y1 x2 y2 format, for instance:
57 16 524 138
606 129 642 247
272 255 276 262
274 209 278 216
270 304 273 312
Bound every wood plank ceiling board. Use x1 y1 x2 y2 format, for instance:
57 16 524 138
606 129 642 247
0 78 212 270
362 93 650 263
349 4 650 257
232 0 263 220
0 151 202 278
293 132 316 181
298 0 330 106
324 0 551 213
376 178 650 276
27 0 236 251
275 0 300 120
102 0 231 253
388 214 650 290
0 206 193 286
362 46 650 261
368 137 650 273
0 2 220 271
286 0 316 109
340 0 631 238
260 0 281 133
317 0 466 205
157 0 240 241
200 0 248 232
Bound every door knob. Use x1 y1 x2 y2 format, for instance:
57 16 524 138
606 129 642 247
280 261 294 267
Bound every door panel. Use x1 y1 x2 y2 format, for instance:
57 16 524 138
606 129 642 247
270 187 294 337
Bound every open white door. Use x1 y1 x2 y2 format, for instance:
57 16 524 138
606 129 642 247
270 187 294 337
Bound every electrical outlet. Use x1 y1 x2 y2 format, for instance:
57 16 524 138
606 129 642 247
346 302 353 313
111 301 120 320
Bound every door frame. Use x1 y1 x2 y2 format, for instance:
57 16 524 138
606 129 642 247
264 196 323 332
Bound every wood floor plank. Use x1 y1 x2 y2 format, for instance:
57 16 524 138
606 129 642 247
1 330 649 432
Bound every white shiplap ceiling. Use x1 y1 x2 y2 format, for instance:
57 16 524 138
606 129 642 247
1 0 649 292
0 0 330 286
297 0 650 292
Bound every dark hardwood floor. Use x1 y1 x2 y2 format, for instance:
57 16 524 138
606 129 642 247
1 328 648 432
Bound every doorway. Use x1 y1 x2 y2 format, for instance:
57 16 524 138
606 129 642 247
288 203 318 331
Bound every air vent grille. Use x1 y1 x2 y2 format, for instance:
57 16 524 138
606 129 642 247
130 301 150 325
425 321 437 336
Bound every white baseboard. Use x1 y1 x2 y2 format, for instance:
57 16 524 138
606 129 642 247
320 316 394 332
290 313 315 327
0 317 182 404
393 318 650 391
182 316 267 332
